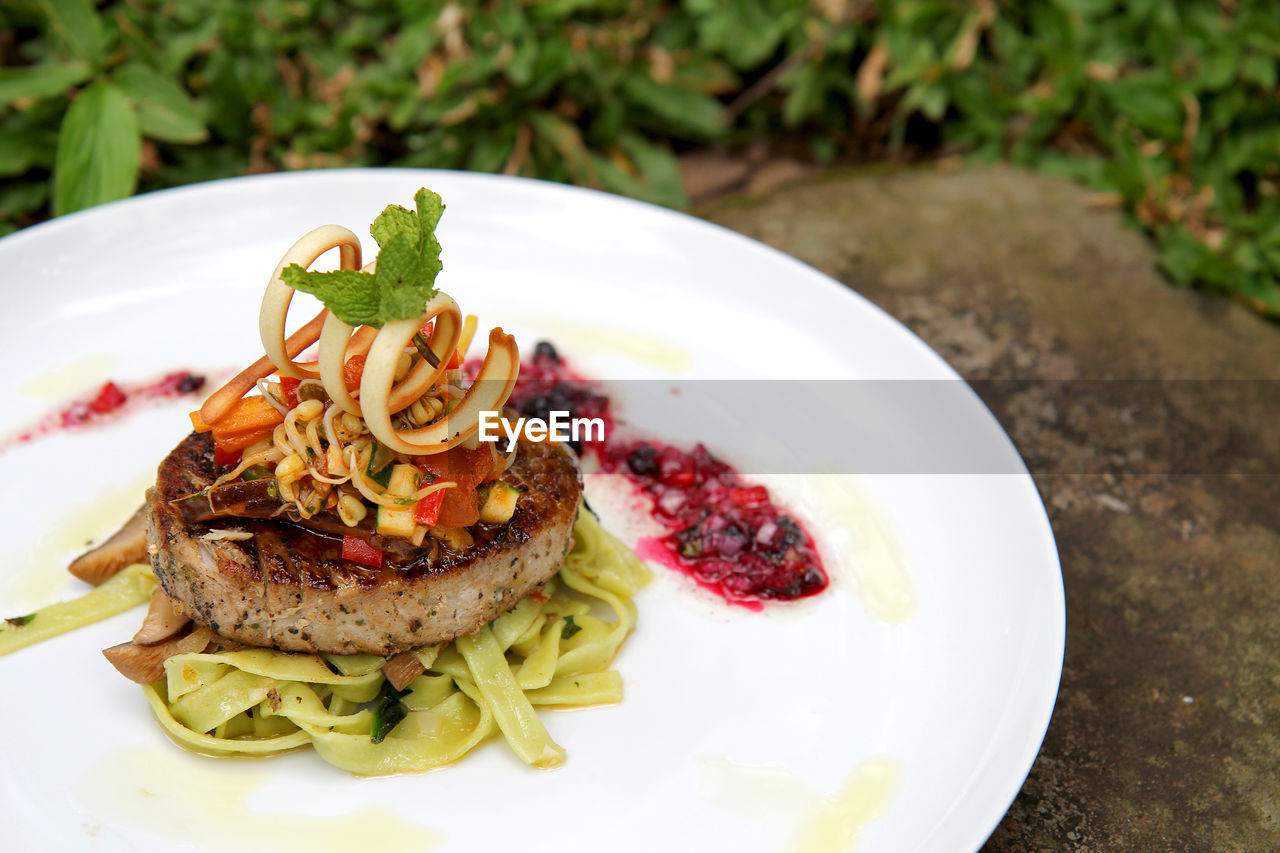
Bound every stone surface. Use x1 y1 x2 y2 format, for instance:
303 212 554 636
702 164 1280 851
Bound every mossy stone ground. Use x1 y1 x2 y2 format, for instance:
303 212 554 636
704 165 1280 851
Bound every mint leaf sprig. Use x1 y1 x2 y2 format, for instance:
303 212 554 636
281 188 445 328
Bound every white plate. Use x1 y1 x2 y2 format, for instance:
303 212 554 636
0 170 1062 853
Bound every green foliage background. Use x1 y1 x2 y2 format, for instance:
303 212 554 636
3 0 1279 315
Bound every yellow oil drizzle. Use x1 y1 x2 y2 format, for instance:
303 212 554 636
700 755 902 851
77 746 443 852
788 757 901 852
19 353 118 401
699 756 821 825
0 471 154 612
801 477 916 623
499 309 694 374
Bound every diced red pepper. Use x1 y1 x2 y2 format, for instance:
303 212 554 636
280 376 301 408
665 470 695 488
446 348 464 369
412 446 496 528
213 442 243 468
88 382 127 415
420 319 435 337
343 355 366 392
342 534 384 568
729 486 769 506
413 489 445 526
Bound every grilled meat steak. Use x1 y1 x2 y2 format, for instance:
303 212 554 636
146 431 581 654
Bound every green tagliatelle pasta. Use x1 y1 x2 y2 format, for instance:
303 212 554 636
141 508 650 774
0 564 156 655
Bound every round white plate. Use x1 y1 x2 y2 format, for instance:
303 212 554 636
0 170 1062 853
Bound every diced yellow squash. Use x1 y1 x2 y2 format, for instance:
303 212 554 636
386 463 419 498
479 481 521 524
376 505 416 538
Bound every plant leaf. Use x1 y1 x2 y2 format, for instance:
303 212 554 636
0 132 51 177
1105 72 1183 139
0 182 49 227
36 0 105 64
618 132 688 207
621 74 725 138
529 111 596 184
114 63 207 144
0 62 92 107
52 82 140 216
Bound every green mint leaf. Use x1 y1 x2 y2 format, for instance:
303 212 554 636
375 230 438 319
414 188 444 240
413 189 444 279
370 203 415 249
283 188 445 327
281 266 381 327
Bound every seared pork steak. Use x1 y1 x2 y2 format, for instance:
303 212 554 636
146 431 581 654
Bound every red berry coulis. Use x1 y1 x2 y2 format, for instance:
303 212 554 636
4 370 207 450
506 341 829 608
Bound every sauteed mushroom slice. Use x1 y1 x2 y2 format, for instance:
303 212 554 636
132 590 191 645
68 505 148 585
103 627 214 684
382 651 426 691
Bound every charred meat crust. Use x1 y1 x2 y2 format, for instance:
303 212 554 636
146 431 581 655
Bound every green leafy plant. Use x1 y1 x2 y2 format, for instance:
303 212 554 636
2 0 1278 316
2 0 207 220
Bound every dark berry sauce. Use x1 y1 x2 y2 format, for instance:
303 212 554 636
3 370 207 451
504 341 614 454
603 442 827 609
505 341 829 608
